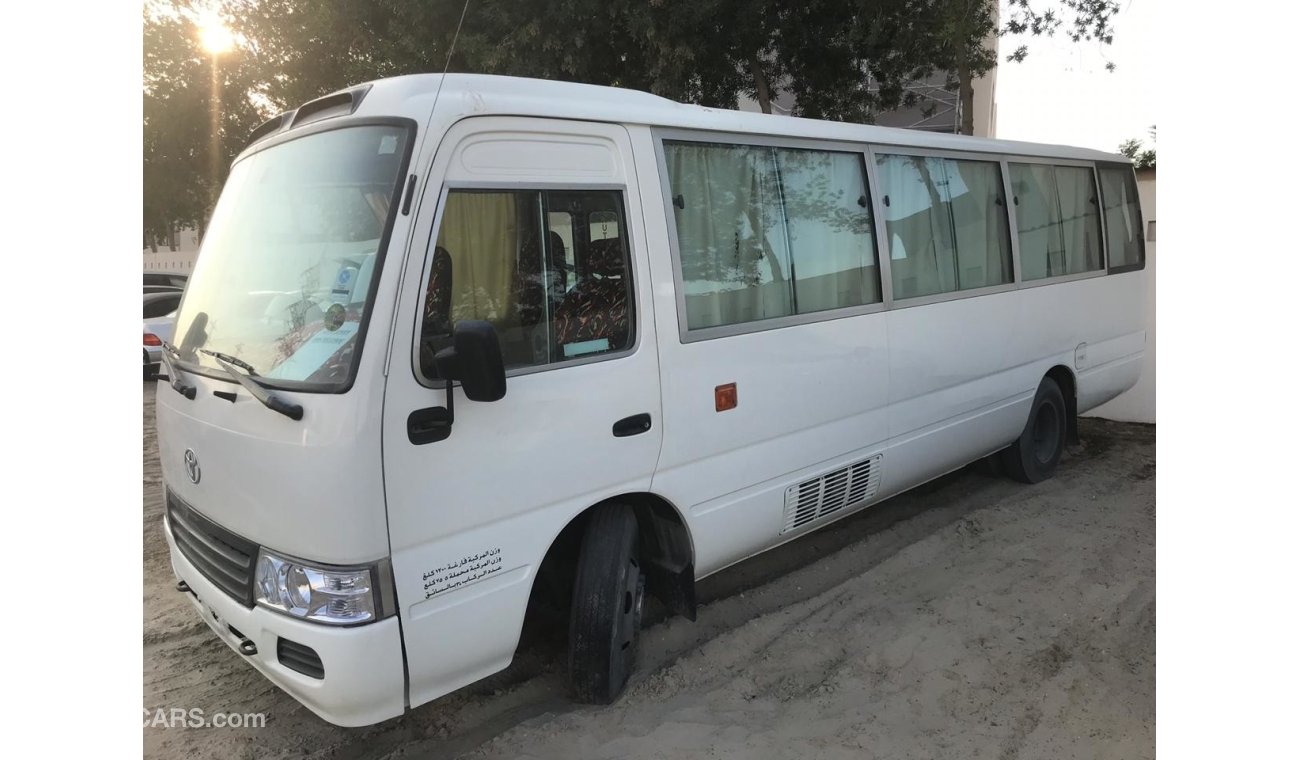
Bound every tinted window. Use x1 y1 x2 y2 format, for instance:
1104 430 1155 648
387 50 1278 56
418 189 633 380
665 141 880 330
876 154 1013 299
143 294 181 319
1010 163 1104 280
1098 166 1144 270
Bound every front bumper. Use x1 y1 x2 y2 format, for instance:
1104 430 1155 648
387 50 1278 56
163 516 407 727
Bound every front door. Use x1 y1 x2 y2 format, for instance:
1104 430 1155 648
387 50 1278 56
381 118 663 706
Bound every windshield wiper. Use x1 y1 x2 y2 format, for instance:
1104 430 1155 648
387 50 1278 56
158 341 196 400
209 355 304 422
199 349 260 376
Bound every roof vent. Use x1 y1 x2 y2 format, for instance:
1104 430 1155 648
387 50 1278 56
244 112 290 148
290 84 372 129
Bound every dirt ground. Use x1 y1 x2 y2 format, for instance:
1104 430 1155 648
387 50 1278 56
144 381 1155 759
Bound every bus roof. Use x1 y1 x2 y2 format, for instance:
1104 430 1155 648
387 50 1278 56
279 73 1131 165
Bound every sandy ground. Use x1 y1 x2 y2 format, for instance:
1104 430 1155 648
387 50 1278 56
144 381 1154 759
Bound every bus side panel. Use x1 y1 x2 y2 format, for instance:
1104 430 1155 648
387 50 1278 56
884 289 1026 486
1009 273 1146 416
1074 270 1146 413
648 316 892 578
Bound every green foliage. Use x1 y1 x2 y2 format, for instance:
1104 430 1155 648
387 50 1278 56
1003 0 1120 65
143 0 1126 239
1118 125 1156 170
143 4 268 248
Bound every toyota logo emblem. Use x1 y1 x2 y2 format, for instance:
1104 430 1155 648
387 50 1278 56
184 449 201 484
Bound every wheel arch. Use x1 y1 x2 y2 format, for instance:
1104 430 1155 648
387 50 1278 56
524 492 697 632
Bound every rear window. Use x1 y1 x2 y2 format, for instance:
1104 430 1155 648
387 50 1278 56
144 294 181 319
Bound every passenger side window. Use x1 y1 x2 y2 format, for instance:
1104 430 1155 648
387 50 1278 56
664 141 880 331
1010 163 1104 280
876 154 1013 299
1098 166 1144 271
417 189 634 381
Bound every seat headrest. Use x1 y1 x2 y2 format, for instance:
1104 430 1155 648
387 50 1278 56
586 237 624 278
547 231 567 270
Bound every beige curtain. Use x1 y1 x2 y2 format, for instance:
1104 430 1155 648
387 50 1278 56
667 143 793 329
949 160 1012 289
1054 166 1102 275
780 149 880 311
435 191 520 323
1011 163 1062 281
878 155 955 298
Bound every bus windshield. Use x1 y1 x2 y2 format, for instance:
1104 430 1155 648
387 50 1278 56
173 123 412 392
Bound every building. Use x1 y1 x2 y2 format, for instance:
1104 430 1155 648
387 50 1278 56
737 15 999 138
143 227 200 273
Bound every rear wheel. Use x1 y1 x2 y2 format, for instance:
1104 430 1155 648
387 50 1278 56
568 504 644 704
1000 377 1067 484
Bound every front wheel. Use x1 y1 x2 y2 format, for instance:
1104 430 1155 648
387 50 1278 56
1000 377 1067 484
568 504 644 704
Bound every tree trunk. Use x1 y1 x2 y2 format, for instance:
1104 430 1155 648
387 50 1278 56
750 54 772 114
957 53 975 136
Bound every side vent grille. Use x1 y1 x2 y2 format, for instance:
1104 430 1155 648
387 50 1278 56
782 454 883 533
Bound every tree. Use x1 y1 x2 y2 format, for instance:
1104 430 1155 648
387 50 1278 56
144 4 266 247
1119 125 1156 170
143 0 1129 239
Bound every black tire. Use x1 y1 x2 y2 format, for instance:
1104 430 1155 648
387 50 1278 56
1000 377 1067 484
568 504 645 704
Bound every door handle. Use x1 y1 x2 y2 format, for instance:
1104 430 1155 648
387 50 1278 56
612 413 652 437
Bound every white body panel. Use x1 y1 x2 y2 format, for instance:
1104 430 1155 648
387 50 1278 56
154 74 1146 726
380 118 665 706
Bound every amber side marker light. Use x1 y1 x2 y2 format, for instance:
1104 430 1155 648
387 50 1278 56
715 382 738 412
144 333 162 347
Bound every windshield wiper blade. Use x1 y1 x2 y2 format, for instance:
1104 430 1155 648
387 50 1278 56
210 356 303 421
199 349 259 376
158 340 196 400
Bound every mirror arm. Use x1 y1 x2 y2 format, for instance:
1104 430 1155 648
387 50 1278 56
441 375 455 427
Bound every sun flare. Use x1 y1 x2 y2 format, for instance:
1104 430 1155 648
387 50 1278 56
197 12 233 54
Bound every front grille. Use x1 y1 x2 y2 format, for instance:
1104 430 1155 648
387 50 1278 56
167 490 257 606
278 638 325 679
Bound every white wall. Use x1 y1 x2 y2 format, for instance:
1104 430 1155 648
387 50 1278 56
1085 168 1156 424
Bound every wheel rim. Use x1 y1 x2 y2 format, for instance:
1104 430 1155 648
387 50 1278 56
1031 400 1061 465
614 557 644 664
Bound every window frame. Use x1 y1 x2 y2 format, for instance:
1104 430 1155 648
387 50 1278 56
410 181 642 389
866 145 1020 308
1004 154 1109 287
653 128 888 344
650 129 1137 345
1095 160 1146 275
170 116 418 395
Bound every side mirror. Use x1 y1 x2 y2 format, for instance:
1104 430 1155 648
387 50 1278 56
408 321 506 445
434 320 506 402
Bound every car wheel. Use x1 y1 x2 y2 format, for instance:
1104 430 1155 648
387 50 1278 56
568 504 644 704
1000 376 1067 484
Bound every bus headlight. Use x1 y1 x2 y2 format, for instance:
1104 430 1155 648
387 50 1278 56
254 550 389 625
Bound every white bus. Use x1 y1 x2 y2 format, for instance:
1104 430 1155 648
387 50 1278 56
155 74 1146 726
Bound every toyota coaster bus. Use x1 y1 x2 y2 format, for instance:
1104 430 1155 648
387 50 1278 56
155 73 1146 726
